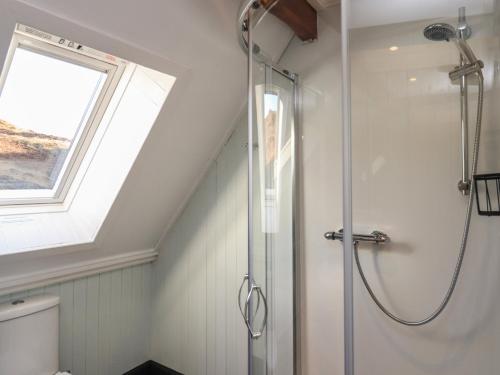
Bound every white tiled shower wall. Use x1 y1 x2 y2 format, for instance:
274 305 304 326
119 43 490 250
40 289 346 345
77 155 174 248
281 3 500 375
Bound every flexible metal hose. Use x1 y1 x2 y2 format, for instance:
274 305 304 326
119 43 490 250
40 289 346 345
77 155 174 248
355 71 484 326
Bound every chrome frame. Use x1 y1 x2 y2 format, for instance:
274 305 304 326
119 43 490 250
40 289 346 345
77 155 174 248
237 0 297 82
452 39 485 194
451 9 482 195
341 0 355 374
292 72 302 375
458 51 470 195
239 1 300 374
246 7 255 375
454 25 482 196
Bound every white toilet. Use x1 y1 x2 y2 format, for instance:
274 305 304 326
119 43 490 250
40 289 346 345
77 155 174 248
0 294 67 375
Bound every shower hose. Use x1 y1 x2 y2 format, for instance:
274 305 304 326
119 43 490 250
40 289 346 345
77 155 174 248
355 71 484 326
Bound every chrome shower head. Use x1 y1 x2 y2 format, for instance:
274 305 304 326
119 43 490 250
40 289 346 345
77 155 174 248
423 23 456 42
423 21 479 66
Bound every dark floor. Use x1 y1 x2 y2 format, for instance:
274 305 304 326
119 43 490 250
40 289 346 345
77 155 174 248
124 360 183 375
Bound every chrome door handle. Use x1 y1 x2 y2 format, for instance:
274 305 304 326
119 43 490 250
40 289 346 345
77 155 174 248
245 283 268 339
238 274 250 318
238 274 268 340
239 274 261 323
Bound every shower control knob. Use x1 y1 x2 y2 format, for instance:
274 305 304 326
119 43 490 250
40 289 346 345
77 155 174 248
324 229 389 244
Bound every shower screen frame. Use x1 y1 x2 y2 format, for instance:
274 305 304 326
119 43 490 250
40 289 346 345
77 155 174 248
238 1 302 374
340 0 354 375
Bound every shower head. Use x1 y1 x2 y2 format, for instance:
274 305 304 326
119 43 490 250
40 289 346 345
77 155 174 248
423 23 479 65
423 23 456 42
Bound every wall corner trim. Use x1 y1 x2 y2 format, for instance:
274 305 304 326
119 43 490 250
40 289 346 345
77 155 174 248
0 248 158 296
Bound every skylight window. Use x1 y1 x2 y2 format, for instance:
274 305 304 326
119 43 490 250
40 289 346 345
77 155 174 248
0 25 124 205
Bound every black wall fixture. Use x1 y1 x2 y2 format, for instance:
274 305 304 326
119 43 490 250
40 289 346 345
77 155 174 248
474 173 500 216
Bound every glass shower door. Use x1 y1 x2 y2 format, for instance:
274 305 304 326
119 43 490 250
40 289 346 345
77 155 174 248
238 3 298 373
239 61 297 375
251 65 296 375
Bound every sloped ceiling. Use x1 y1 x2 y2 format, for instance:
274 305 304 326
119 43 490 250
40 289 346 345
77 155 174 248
0 0 251 275
61 0 247 253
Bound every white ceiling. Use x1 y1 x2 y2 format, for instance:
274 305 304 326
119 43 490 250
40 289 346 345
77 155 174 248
0 0 249 275
308 0 495 28
307 0 340 11
307 0 496 28
350 0 495 28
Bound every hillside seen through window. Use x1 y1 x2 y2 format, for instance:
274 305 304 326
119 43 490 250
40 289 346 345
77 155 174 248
0 47 106 192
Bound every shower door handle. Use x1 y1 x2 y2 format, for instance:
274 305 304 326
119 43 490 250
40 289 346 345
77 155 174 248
238 274 268 339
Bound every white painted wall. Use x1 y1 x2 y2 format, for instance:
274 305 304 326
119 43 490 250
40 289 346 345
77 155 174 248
151 119 248 374
0 263 152 375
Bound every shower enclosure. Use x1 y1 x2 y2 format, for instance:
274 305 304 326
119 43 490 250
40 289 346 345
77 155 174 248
239 0 500 374
238 2 300 374
344 1 499 374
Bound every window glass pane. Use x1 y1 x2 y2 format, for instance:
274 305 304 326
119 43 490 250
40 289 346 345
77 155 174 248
0 47 106 192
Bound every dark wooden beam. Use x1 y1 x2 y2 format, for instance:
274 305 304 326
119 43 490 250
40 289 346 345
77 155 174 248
261 0 317 41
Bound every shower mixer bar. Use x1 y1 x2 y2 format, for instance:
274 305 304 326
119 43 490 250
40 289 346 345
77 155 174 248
423 8 482 195
324 229 390 244
458 52 470 195
450 58 484 195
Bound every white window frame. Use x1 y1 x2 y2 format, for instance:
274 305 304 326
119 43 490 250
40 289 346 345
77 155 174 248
0 25 126 206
